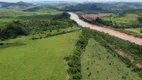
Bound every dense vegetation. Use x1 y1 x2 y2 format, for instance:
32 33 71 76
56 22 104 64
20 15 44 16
0 21 28 39
64 32 88 80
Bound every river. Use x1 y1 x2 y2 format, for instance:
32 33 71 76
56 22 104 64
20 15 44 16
68 12 142 45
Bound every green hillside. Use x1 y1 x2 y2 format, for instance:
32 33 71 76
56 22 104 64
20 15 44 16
82 39 141 80
0 30 80 80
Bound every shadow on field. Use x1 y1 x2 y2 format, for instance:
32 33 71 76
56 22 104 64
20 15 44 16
17 14 56 20
31 29 81 40
0 41 26 49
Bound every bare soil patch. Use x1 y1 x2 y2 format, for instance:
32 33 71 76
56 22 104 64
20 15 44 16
116 49 142 68
81 13 111 21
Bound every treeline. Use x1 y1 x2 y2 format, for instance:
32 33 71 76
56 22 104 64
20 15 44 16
81 28 142 78
64 30 88 80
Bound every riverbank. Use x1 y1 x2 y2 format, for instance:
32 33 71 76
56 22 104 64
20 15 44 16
68 12 142 45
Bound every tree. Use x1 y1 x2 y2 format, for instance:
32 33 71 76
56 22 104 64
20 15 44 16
140 28 142 33
0 20 28 39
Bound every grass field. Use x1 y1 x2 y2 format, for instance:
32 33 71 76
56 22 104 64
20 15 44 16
0 31 80 80
0 8 61 27
81 39 141 80
99 13 142 37
101 13 140 24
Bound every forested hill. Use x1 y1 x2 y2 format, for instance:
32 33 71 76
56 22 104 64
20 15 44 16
0 1 34 9
57 2 142 12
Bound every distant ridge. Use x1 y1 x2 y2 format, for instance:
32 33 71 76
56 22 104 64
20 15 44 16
0 1 34 9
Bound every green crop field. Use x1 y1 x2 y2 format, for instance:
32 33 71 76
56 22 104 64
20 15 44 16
0 30 80 80
101 13 140 24
81 39 142 80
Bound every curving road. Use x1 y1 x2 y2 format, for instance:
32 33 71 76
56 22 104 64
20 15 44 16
68 12 142 45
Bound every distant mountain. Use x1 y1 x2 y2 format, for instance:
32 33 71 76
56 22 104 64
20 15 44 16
121 9 142 16
0 1 34 9
57 3 104 11
57 2 142 12
23 6 57 12
30 1 79 6
110 2 142 10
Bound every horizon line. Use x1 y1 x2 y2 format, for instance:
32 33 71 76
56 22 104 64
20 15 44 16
1 0 142 3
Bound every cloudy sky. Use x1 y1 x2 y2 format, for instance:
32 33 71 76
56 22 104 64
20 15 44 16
0 0 142 2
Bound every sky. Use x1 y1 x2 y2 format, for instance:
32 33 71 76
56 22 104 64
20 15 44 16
0 0 142 2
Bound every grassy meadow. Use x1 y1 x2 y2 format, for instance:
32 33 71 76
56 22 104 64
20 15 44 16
0 30 80 80
81 39 142 80
102 13 140 24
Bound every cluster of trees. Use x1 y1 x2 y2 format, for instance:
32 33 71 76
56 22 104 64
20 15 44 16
53 12 70 20
0 21 28 40
82 28 142 78
64 32 88 80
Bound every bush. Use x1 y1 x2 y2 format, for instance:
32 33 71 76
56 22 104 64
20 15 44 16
0 43 4 45
140 29 142 33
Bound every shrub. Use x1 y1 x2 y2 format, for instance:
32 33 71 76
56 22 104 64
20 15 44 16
140 29 142 33
0 43 4 45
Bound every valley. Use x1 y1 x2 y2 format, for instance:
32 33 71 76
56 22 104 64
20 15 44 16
0 1 142 80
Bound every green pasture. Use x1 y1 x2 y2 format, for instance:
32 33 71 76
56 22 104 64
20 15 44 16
101 13 140 24
0 30 80 80
81 39 141 80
